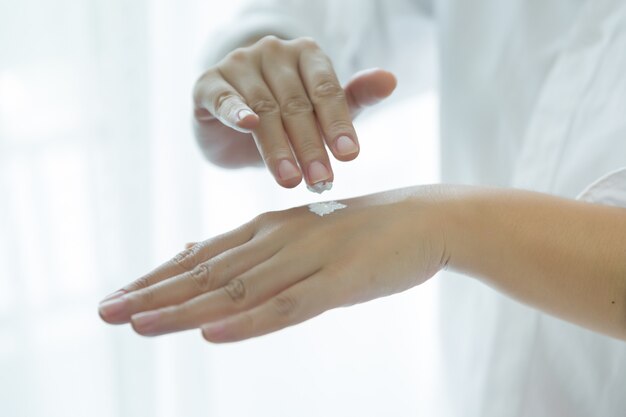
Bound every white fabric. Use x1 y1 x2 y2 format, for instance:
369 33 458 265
211 0 626 416
578 168 626 207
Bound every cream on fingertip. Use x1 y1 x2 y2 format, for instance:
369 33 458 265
307 181 333 194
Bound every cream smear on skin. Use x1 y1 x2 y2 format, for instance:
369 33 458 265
308 201 347 217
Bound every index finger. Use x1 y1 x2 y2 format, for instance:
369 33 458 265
99 223 254 306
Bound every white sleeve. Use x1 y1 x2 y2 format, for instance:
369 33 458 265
201 0 436 92
577 167 626 208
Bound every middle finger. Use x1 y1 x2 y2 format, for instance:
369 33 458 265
110 237 283 324
129 245 322 336
261 58 333 191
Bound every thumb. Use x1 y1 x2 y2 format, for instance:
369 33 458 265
344 68 397 119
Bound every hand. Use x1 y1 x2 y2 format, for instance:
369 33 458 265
98 187 445 343
193 35 397 190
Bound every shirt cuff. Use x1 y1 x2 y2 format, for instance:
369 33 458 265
576 167 626 208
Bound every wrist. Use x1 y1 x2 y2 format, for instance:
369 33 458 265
435 185 529 286
415 184 496 278
402 184 458 275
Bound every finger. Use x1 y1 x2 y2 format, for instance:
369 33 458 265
130 247 322 336
185 242 197 249
99 224 254 323
261 53 333 189
193 68 260 132
220 63 303 188
200 269 345 343
103 237 281 325
344 68 397 119
127 225 253 291
299 45 359 162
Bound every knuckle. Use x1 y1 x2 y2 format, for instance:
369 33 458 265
252 210 280 227
172 245 202 271
249 98 280 116
280 95 313 118
324 119 354 137
128 275 151 291
295 36 319 50
258 35 282 49
293 138 324 160
213 91 242 115
271 294 298 317
249 210 286 235
310 79 345 103
223 278 247 303
223 47 249 64
189 263 215 293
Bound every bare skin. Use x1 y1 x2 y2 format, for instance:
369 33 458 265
99 185 626 343
192 35 397 188
99 36 626 343
100 188 445 341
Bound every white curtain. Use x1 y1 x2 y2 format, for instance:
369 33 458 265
0 1 440 415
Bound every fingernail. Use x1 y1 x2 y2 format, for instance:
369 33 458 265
99 297 128 320
237 109 254 121
308 160 331 185
335 135 358 156
277 159 300 181
202 322 226 340
132 311 161 334
100 290 126 303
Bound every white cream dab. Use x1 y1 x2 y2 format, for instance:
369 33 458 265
308 201 347 217
307 181 333 194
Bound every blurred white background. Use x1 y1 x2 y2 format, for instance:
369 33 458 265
0 1 440 416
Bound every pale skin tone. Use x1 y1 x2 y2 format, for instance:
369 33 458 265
99 36 626 342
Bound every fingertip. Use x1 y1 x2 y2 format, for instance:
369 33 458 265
235 109 259 130
130 310 161 336
279 176 303 189
378 69 398 97
98 297 130 324
201 322 228 343
334 150 359 163
201 328 216 343
346 68 397 108
305 161 333 191
332 135 360 161
276 159 303 188
362 68 397 99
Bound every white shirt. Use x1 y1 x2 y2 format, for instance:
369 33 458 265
208 1 626 415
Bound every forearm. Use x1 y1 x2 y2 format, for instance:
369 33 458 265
438 185 626 340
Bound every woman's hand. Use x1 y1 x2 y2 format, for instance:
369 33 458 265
98 187 445 343
193 35 397 190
